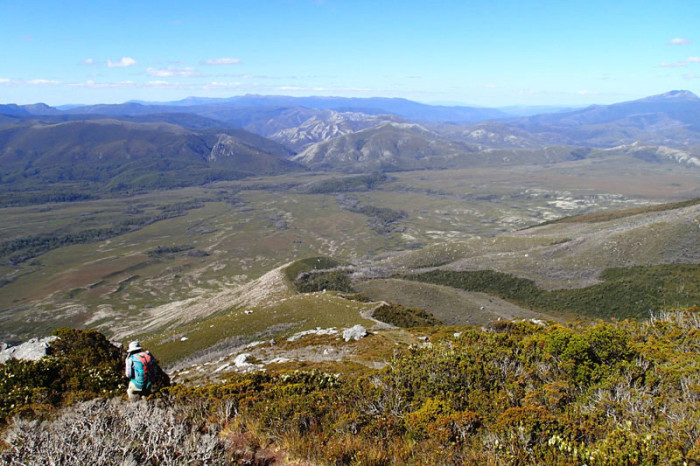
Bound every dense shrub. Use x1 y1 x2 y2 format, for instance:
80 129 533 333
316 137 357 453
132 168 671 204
372 303 442 327
0 328 169 421
2 309 698 464
405 264 700 320
283 256 345 282
294 269 355 293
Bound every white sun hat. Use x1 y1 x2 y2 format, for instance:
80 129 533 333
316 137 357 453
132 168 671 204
127 341 143 353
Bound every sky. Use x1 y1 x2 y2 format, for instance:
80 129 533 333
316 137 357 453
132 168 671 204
1 0 699 107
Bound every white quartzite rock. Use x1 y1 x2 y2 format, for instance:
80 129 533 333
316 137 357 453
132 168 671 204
342 325 367 342
0 336 59 364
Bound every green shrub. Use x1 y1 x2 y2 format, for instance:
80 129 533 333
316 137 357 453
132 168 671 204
294 270 355 293
404 264 700 320
0 328 169 421
372 303 442 327
283 256 345 282
3 311 699 464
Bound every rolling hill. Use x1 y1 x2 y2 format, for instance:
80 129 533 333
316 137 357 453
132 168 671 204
0 119 302 198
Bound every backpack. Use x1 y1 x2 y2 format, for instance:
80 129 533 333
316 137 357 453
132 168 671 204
130 351 155 390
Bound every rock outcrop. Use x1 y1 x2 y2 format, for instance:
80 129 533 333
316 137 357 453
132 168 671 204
342 325 367 342
0 336 59 363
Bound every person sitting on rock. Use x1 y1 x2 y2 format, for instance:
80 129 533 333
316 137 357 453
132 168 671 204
125 340 157 401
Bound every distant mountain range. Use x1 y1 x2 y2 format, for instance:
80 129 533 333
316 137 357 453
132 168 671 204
505 90 700 147
127 95 512 123
0 90 698 200
3 90 699 148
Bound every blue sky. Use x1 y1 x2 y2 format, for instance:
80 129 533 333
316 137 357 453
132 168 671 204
1 0 698 106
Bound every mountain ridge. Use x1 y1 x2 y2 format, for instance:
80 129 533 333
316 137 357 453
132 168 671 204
0 118 301 196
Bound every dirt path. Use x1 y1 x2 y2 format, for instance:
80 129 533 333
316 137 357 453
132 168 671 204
360 301 397 330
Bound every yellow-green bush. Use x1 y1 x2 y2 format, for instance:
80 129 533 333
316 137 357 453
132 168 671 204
4 308 699 464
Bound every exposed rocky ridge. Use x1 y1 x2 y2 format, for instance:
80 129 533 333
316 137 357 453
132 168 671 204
602 143 700 167
293 121 476 171
268 110 402 150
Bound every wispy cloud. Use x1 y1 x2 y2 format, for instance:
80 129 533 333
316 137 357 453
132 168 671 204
668 38 692 45
202 57 241 65
220 73 274 80
660 56 700 67
170 20 182 25
146 66 202 77
203 81 245 89
685 73 700 79
277 85 309 91
72 80 196 90
21 35 33 42
0 78 61 86
143 80 185 88
107 57 137 68
27 79 60 85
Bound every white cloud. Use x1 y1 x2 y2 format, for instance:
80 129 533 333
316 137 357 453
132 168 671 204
685 73 700 79
202 57 241 65
220 73 274 80
143 80 188 89
107 57 137 68
483 84 497 89
277 85 309 91
72 80 136 89
660 56 700 67
203 81 244 89
0 78 62 86
146 66 200 77
668 38 692 45
27 79 60 85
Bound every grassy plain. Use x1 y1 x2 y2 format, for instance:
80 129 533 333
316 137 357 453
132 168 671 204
1 158 698 344
142 291 377 367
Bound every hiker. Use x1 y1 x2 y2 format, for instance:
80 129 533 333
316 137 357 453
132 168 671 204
125 340 156 401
